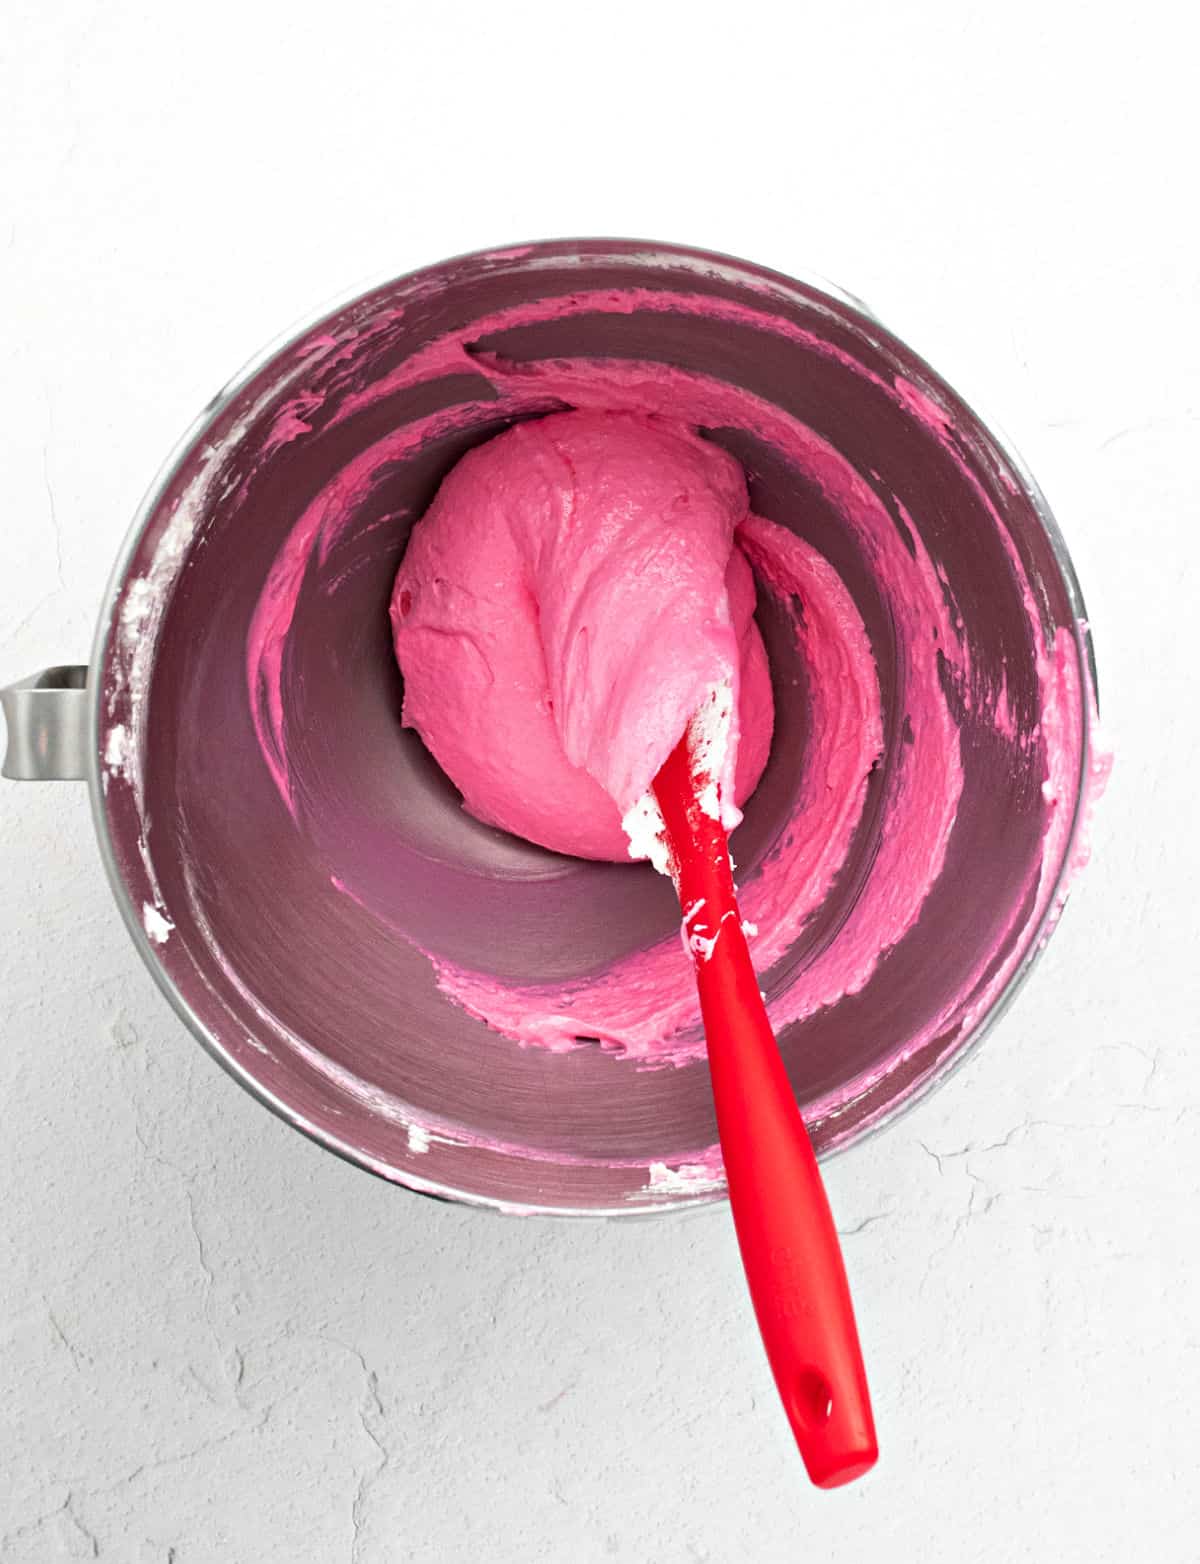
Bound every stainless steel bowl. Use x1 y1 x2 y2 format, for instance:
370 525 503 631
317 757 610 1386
1 239 1098 1216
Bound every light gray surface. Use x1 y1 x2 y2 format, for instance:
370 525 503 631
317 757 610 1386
1 3 1195 1559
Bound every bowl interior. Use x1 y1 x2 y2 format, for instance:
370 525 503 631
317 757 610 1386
97 242 1087 1211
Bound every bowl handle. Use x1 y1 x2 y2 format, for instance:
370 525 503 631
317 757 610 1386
1 666 89 780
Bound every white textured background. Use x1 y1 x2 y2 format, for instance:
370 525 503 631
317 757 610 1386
2 3 1196 1559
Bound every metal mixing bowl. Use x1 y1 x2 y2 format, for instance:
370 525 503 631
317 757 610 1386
1 240 1098 1215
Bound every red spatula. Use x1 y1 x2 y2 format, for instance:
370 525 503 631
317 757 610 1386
653 725 878 1488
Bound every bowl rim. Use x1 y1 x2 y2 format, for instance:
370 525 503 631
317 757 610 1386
85 235 1100 1219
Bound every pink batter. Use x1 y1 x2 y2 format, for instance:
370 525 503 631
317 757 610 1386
245 283 1098 1094
390 410 773 861
377 364 967 1063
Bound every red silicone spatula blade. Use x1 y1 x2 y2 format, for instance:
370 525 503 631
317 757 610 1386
653 729 878 1488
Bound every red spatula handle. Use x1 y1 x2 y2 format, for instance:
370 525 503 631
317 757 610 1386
654 735 877 1488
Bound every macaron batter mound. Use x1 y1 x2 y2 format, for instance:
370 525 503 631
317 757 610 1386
242 272 1100 1157
390 410 775 863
